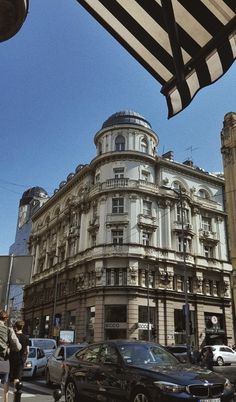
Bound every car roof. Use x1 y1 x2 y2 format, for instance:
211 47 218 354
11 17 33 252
83 340 161 348
60 344 83 348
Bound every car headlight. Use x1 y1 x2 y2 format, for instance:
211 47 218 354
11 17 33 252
24 361 32 368
224 378 233 391
154 381 185 393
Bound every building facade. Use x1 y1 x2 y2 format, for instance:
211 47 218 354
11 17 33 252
221 112 236 331
8 187 48 319
24 111 234 347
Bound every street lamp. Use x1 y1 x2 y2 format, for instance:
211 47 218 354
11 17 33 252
162 185 191 361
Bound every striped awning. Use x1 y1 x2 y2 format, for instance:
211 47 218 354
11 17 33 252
78 0 236 118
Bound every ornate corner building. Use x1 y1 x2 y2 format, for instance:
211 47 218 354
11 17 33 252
23 111 234 347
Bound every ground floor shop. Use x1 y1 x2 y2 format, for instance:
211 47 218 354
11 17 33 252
23 285 234 348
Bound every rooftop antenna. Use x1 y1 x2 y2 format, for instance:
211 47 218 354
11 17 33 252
185 146 199 162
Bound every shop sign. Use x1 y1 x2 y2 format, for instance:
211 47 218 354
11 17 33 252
211 316 218 324
105 322 127 329
138 323 153 330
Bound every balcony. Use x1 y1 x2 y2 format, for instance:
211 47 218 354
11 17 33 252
172 221 194 234
138 214 158 230
199 229 218 242
106 213 129 226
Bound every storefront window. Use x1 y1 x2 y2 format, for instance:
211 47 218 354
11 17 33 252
204 313 225 344
105 305 127 322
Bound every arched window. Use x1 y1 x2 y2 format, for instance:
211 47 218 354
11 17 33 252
115 135 125 151
197 189 210 199
141 138 148 153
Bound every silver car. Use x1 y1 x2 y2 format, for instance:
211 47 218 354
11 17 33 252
23 347 47 378
202 345 236 366
46 344 86 385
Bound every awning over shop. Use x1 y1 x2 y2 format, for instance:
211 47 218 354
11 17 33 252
78 0 236 118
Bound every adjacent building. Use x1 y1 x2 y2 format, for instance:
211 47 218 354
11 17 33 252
23 111 234 347
8 187 48 319
221 112 236 331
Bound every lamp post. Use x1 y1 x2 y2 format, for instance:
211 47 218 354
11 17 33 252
147 263 151 341
162 185 191 361
178 187 191 361
52 256 59 338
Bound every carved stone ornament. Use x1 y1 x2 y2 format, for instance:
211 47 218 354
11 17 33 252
95 267 103 277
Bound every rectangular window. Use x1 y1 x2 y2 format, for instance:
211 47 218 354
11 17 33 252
112 230 123 244
113 167 124 179
114 269 120 285
142 232 151 246
141 170 150 182
91 235 96 246
178 236 191 253
202 217 211 231
106 269 112 285
138 306 155 324
105 305 127 322
204 245 214 258
143 200 152 216
112 198 124 213
177 206 189 223
106 268 127 286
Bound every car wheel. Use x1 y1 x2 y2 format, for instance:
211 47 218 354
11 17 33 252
217 357 224 366
45 369 52 386
131 389 153 402
65 379 79 402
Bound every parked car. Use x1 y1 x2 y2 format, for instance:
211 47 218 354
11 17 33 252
28 338 57 359
46 343 87 385
202 345 236 366
62 340 234 402
23 346 47 378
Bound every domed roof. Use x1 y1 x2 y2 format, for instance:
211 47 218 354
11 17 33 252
20 186 48 206
102 110 152 129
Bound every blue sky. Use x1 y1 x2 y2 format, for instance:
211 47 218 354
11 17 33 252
0 0 235 255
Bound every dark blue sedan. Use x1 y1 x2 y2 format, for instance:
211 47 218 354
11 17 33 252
62 340 234 402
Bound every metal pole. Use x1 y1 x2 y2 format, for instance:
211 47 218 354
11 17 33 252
147 263 150 341
179 188 191 362
5 254 14 312
52 267 59 337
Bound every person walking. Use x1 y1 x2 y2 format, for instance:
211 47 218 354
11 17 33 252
0 309 22 402
201 347 214 370
9 320 29 392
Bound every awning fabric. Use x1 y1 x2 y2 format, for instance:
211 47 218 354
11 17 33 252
78 0 236 118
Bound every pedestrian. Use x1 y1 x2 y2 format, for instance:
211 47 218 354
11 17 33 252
201 347 214 370
192 347 201 364
0 309 22 402
9 320 29 391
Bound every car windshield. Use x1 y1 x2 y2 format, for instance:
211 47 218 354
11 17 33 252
66 346 82 358
118 343 179 366
28 348 36 358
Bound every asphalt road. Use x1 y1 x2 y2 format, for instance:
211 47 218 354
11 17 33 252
1 366 236 402
0 378 65 402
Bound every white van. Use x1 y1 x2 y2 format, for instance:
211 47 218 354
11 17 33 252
29 338 57 359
